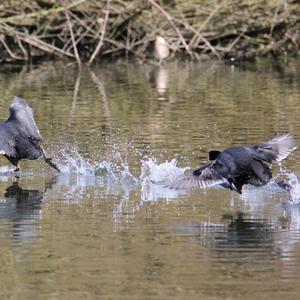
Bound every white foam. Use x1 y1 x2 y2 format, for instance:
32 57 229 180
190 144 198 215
139 158 189 201
140 157 188 184
285 173 300 204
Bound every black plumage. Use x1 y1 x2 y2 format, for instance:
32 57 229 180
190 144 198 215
0 96 60 172
167 134 296 194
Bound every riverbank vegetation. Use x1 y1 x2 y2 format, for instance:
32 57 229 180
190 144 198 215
0 0 299 65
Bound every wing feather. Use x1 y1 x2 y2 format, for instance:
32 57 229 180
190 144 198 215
0 124 17 157
6 96 42 142
252 133 296 163
166 162 228 190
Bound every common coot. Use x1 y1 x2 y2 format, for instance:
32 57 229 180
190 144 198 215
0 96 60 172
167 134 296 194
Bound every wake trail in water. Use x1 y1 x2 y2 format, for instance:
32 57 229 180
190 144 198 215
1 145 299 202
46 147 189 201
54 147 186 182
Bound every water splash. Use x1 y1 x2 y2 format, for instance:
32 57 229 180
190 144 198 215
140 157 188 184
49 149 191 202
0 166 19 180
48 147 300 204
284 172 300 204
55 147 133 179
139 158 189 201
56 148 102 175
54 150 190 191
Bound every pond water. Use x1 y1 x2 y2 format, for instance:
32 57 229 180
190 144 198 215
0 58 300 299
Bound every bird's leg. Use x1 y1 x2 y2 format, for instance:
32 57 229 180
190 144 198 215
40 147 61 172
12 174 20 183
13 165 20 172
6 156 20 172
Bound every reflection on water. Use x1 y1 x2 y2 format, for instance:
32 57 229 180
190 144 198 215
150 67 169 97
0 59 300 299
215 213 275 257
0 182 43 241
0 177 56 261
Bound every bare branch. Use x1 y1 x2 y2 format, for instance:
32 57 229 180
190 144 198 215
147 0 192 56
1 24 75 58
88 0 111 65
63 2 82 67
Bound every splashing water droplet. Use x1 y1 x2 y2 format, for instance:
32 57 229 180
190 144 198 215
286 173 300 204
140 158 188 184
139 158 189 201
56 148 95 175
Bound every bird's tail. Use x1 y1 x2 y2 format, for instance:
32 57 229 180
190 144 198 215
253 133 297 163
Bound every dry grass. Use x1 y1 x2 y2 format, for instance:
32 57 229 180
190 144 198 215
0 0 299 64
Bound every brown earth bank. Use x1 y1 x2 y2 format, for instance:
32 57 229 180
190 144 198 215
0 0 299 65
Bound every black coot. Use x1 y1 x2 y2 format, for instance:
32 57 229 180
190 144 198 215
167 134 296 193
0 96 60 172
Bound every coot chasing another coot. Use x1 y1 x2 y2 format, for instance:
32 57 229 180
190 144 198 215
0 96 60 172
167 134 296 194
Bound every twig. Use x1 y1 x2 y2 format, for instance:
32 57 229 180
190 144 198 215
16 36 28 59
225 34 243 52
102 37 145 61
147 0 192 56
270 5 279 37
0 0 87 25
0 35 23 60
0 0 298 62
175 19 221 60
189 1 227 49
65 10 99 52
88 0 110 65
64 2 81 67
28 38 72 58
2 24 75 58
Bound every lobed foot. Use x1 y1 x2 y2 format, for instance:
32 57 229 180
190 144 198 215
45 157 61 172
13 166 20 172
276 180 292 191
41 146 61 172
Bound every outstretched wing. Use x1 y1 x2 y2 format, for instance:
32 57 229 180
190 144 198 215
0 124 17 157
166 162 228 190
6 96 42 142
251 133 296 163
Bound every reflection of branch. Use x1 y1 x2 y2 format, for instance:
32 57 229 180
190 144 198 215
69 70 81 126
4 64 27 99
147 0 192 56
89 70 111 118
88 0 110 65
